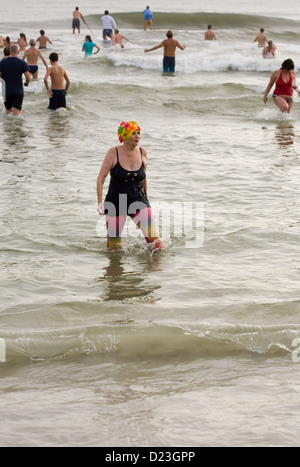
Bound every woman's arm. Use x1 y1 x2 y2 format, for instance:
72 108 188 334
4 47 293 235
96 148 116 215
263 71 278 103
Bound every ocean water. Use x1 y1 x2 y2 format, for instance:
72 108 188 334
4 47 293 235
0 0 300 447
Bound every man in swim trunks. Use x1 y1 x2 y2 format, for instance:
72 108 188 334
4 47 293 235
0 45 31 116
36 30 53 50
72 7 86 34
44 52 70 110
143 6 154 31
263 58 300 113
253 28 268 47
22 39 48 80
144 30 186 73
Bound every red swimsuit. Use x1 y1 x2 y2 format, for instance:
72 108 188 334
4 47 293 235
273 68 293 96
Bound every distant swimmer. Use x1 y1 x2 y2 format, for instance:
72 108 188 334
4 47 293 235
4 37 11 48
101 10 117 39
1 47 10 61
22 39 48 80
112 29 130 48
262 41 277 59
82 35 100 56
17 33 27 52
263 59 300 113
72 7 86 34
0 45 31 116
44 52 70 110
204 25 216 41
143 6 154 31
254 28 268 47
36 30 53 50
144 30 186 73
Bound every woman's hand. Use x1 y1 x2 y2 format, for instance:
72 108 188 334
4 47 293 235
97 202 105 215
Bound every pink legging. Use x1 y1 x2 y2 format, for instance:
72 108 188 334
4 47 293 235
106 207 161 249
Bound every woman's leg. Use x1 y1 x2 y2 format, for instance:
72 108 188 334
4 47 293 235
106 215 127 249
131 207 162 250
273 96 293 113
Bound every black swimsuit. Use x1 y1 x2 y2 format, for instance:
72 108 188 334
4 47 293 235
105 148 150 216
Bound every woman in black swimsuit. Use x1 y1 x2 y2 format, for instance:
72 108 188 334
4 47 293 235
97 122 162 251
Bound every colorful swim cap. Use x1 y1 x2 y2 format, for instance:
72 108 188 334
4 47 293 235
118 121 141 143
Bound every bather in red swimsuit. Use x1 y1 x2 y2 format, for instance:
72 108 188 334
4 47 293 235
273 68 293 96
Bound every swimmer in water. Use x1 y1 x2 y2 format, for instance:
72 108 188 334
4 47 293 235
144 30 186 73
82 35 100 56
262 40 277 59
204 25 216 41
72 7 87 34
22 39 48 80
44 52 70 110
254 28 268 47
36 30 53 50
111 29 130 48
17 33 27 52
97 121 162 251
263 58 300 113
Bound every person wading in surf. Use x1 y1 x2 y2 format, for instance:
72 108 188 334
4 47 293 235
254 28 268 47
262 40 277 59
204 25 216 40
22 39 48 80
44 52 70 110
97 121 162 251
144 30 186 73
263 58 300 113
72 7 86 34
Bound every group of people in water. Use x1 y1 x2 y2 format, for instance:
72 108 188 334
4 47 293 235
251 27 300 112
0 41 69 116
253 28 277 59
0 27 68 116
1 8 300 251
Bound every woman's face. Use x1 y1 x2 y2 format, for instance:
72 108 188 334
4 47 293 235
128 130 141 145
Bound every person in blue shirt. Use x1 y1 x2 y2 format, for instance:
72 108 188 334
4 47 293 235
143 6 154 31
82 36 100 57
0 44 31 116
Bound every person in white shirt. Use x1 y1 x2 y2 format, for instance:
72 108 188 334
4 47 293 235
101 10 117 39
